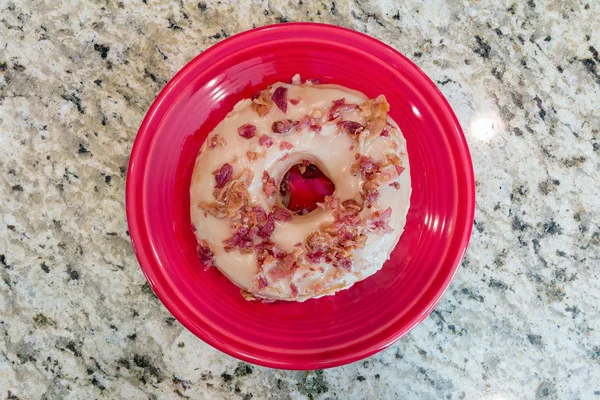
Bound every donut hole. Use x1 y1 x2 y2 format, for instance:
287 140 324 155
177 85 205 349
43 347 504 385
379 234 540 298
280 162 335 215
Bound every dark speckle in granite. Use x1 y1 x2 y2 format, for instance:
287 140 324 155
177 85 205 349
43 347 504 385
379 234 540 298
93 43 110 59
474 35 491 58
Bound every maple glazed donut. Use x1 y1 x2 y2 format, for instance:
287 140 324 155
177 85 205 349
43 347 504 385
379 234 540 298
190 75 411 302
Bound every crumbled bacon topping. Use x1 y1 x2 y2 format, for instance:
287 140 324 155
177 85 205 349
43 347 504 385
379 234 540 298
279 141 293 150
351 155 382 180
337 120 365 136
268 252 299 280
290 98 300 105
252 206 268 223
272 119 296 134
290 283 299 297
208 134 226 149
328 98 359 121
350 152 405 207
272 206 292 221
237 123 257 139
251 90 273 116
390 182 401 190
386 154 405 175
223 225 258 251
258 213 275 239
223 205 275 251
364 207 394 234
257 275 268 290
213 163 233 188
295 115 322 133
364 188 380 206
258 134 274 148
262 171 278 198
198 201 226 218
272 87 288 113
298 159 311 174
341 199 363 213
246 151 265 162
197 240 214 268
359 95 390 137
380 129 390 137
225 180 250 217
255 241 285 262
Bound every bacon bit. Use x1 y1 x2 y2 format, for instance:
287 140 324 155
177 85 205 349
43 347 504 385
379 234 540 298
377 163 400 183
350 145 355 151
333 256 352 271
279 141 293 151
341 199 363 213
351 155 381 179
262 171 278 198
213 163 233 188
272 119 296 134
235 170 253 188
197 240 214 268
208 134 226 149
255 241 285 262
272 206 292 221
225 181 250 217
380 129 390 137
246 151 263 161
295 115 322 133
191 224 197 232
251 90 273 116
322 195 339 211
328 98 359 121
272 87 288 113
237 123 256 139
223 225 258 251
198 201 226 218
280 154 289 161
364 188 380 206
257 275 268 290
290 283 299 297
335 212 362 227
306 231 331 252
298 159 311 174
290 98 300 105
252 206 268 223
258 213 275 239
337 120 365 136
269 254 298 279
390 182 401 190
386 154 405 175
258 134 274 148
359 95 390 137
365 207 394 234
307 251 326 263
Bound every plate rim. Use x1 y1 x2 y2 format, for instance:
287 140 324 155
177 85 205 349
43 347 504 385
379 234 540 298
126 22 475 369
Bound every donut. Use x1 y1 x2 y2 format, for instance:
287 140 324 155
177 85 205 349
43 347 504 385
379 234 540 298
190 75 411 302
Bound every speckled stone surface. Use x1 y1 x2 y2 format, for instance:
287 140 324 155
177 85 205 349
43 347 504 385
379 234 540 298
1 0 599 399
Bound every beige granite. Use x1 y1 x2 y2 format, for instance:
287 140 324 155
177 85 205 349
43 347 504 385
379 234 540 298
1 0 599 399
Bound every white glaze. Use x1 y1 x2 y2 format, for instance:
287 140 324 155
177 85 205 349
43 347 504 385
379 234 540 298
190 81 411 301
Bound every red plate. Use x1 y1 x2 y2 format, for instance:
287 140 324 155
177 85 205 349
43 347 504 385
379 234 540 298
126 23 475 369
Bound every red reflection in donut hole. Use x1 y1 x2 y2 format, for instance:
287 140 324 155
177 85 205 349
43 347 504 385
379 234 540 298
280 163 335 215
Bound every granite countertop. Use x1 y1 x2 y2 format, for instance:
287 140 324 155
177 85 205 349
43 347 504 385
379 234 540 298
1 1 599 399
